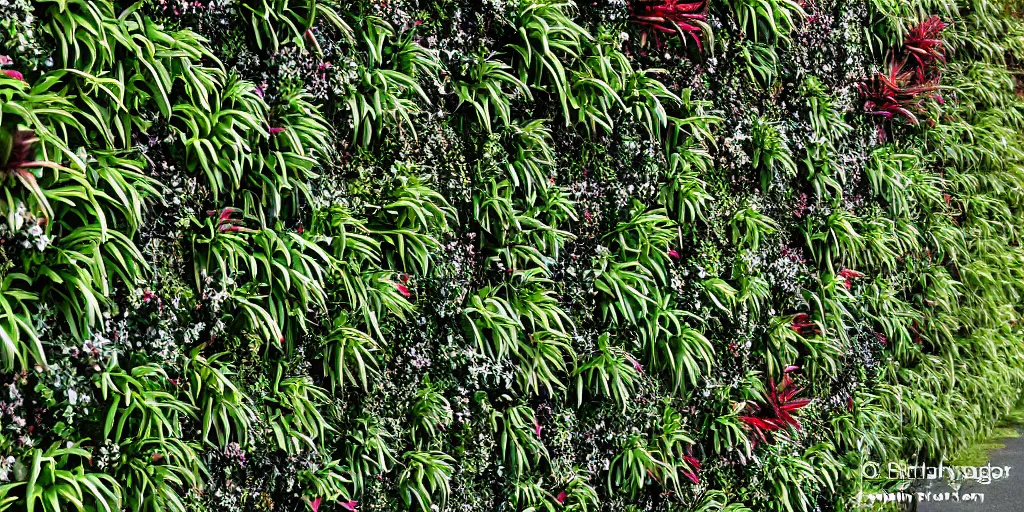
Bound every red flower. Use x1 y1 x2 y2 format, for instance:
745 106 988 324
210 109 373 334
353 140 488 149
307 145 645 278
555 491 567 504
339 501 358 512
2 70 24 81
395 283 411 298
837 269 865 279
837 269 865 290
309 497 322 512
790 313 820 336
627 356 643 373
667 249 681 259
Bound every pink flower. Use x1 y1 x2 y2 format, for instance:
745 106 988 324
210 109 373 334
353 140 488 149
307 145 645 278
339 501 358 512
0 55 12 65
2 70 24 81
208 207 252 233
628 356 643 373
875 332 887 345
555 491 566 504
837 269 865 279
309 497 322 512
837 269 865 290
783 365 800 374
667 249 680 259
395 283 411 298
269 127 285 134
534 418 542 438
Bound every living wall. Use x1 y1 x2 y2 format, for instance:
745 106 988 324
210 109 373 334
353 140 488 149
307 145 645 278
1 0 1024 510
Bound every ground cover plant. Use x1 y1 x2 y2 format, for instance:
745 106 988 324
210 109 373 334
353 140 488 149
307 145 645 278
1 0 1024 511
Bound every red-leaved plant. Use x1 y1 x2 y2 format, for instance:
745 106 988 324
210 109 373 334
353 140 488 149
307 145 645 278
858 57 941 126
903 16 947 82
739 368 811 445
629 0 708 49
859 17 947 126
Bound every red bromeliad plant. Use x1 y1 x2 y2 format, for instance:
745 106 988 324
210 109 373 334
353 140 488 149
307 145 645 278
629 0 709 49
739 369 812 444
859 17 947 126
858 58 941 126
903 16 947 82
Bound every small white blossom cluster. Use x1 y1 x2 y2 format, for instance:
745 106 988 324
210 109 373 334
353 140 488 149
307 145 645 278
0 456 14 482
93 440 120 471
0 0 43 59
0 202 50 252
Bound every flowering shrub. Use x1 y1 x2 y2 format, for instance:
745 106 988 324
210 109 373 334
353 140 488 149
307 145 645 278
0 1 1023 512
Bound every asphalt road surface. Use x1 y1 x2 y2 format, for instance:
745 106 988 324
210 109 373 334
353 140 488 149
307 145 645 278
914 427 1024 512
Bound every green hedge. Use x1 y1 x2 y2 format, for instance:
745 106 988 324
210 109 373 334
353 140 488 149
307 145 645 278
1 0 1023 511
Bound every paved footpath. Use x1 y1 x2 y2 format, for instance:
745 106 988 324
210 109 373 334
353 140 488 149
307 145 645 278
915 426 1024 512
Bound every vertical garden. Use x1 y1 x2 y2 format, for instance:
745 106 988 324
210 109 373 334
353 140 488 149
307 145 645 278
1 0 1024 510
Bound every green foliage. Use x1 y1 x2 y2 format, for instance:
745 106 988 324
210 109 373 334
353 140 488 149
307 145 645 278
2 0 1023 511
